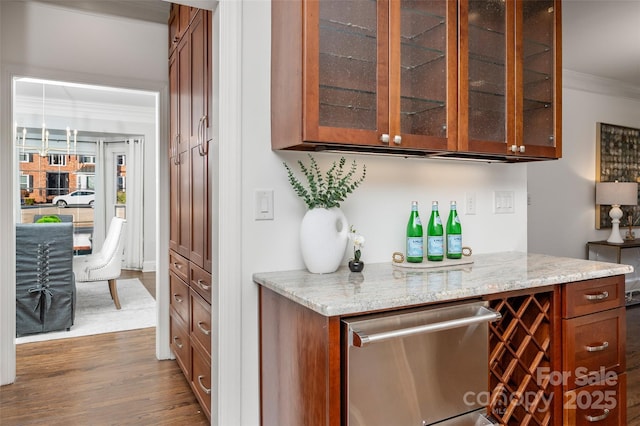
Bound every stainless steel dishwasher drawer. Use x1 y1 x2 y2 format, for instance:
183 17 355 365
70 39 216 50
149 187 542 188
343 300 501 426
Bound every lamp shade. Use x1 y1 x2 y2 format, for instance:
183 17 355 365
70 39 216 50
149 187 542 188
596 181 638 206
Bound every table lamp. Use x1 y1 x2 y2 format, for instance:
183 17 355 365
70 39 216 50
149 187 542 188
596 180 639 243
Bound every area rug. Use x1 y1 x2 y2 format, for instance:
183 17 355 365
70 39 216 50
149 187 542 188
16 278 156 344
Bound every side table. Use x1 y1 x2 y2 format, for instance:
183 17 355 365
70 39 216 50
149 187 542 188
587 239 640 305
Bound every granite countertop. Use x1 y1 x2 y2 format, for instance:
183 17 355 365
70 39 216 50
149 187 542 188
253 252 633 317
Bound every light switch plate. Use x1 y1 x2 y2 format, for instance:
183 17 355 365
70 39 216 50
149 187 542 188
494 190 515 214
255 190 274 220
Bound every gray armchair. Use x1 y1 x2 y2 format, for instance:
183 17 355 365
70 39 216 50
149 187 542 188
16 222 76 336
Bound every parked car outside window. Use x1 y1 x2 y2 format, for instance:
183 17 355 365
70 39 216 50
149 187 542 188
52 190 96 208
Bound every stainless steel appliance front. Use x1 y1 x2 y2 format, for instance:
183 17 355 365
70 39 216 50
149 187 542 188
343 300 500 426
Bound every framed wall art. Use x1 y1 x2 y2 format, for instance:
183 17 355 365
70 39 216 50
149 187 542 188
596 122 640 229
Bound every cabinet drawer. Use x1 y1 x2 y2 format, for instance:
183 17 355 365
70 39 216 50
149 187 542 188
170 271 190 325
190 262 212 304
190 289 212 358
563 307 626 390
169 250 189 283
563 373 626 426
170 313 191 378
563 276 624 318
191 343 212 420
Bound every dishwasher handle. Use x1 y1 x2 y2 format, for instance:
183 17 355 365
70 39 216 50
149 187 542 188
351 306 501 348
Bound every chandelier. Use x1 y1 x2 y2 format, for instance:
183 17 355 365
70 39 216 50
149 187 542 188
15 83 78 157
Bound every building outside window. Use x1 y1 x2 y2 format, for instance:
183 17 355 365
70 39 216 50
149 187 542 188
48 154 67 166
20 174 33 192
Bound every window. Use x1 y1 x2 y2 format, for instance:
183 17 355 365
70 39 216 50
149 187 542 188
20 174 33 191
48 154 67 166
116 155 126 166
19 152 32 163
79 155 95 164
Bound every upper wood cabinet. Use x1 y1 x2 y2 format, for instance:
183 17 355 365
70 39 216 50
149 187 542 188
169 8 212 272
458 0 561 160
271 0 561 162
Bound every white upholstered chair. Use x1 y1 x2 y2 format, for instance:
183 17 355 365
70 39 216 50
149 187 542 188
73 217 126 309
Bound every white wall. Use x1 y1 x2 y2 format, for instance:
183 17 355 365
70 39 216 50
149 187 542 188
0 1 168 385
239 2 528 424
528 71 640 260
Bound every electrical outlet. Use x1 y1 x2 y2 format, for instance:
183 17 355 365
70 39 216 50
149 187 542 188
465 192 476 215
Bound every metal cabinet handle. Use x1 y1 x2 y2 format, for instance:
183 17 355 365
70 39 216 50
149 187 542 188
585 408 610 422
172 336 183 349
380 133 390 144
197 375 212 395
172 262 182 269
197 321 211 336
510 144 518 153
198 115 209 156
519 145 525 153
196 279 211 291
393 135 402 145
352 306 501 347
172 293 183 303
585 291 609 301
585 341 609 352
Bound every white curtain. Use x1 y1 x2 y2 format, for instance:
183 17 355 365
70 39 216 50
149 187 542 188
124 138 144 269
93 139 107 248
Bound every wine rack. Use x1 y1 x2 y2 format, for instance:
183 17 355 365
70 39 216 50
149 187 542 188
486 289 560 425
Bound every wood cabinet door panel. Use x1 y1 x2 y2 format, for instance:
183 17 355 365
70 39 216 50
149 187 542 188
190 289 211 359
562 307 626 390
190 343 212 419
170 271 190 325
169 250 189 283
563 276 625 318
190 262 212 304
170 313 191 378
563 373 626 426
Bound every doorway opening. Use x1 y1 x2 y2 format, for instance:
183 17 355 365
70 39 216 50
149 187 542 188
13 76 159 343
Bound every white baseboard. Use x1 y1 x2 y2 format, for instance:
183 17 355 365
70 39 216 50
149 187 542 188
142 260 156 272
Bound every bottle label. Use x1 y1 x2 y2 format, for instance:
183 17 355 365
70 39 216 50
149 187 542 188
407 237 424 257
427 236 444 256
435 216 442 226
453 216 460 225
414 217 422 226
447 234 462 254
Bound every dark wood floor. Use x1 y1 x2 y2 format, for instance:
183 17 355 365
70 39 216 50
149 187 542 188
0 270 208 426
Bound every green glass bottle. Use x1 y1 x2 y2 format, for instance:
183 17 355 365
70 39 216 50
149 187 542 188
446 201 462 259
427 201 444 261
406 201 423 263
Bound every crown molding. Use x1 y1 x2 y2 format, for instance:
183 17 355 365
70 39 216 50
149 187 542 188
563 69 640 101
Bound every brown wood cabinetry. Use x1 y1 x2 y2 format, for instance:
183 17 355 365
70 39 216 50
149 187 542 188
168 5 213 421
562 276 627 425
271 0 561 161
259 275 627 425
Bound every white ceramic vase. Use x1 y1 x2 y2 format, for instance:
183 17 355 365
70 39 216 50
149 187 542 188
300 207 349 274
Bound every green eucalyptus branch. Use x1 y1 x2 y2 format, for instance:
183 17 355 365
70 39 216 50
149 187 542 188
283 154 366 209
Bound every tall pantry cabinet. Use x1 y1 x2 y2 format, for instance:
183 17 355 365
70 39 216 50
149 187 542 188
168 3 214 420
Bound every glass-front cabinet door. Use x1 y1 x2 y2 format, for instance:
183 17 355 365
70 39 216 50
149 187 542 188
300 0 457 152
517 0 561 158
459 0 511 156
458 0 561 159
390 0 457 151
305 0 389 146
